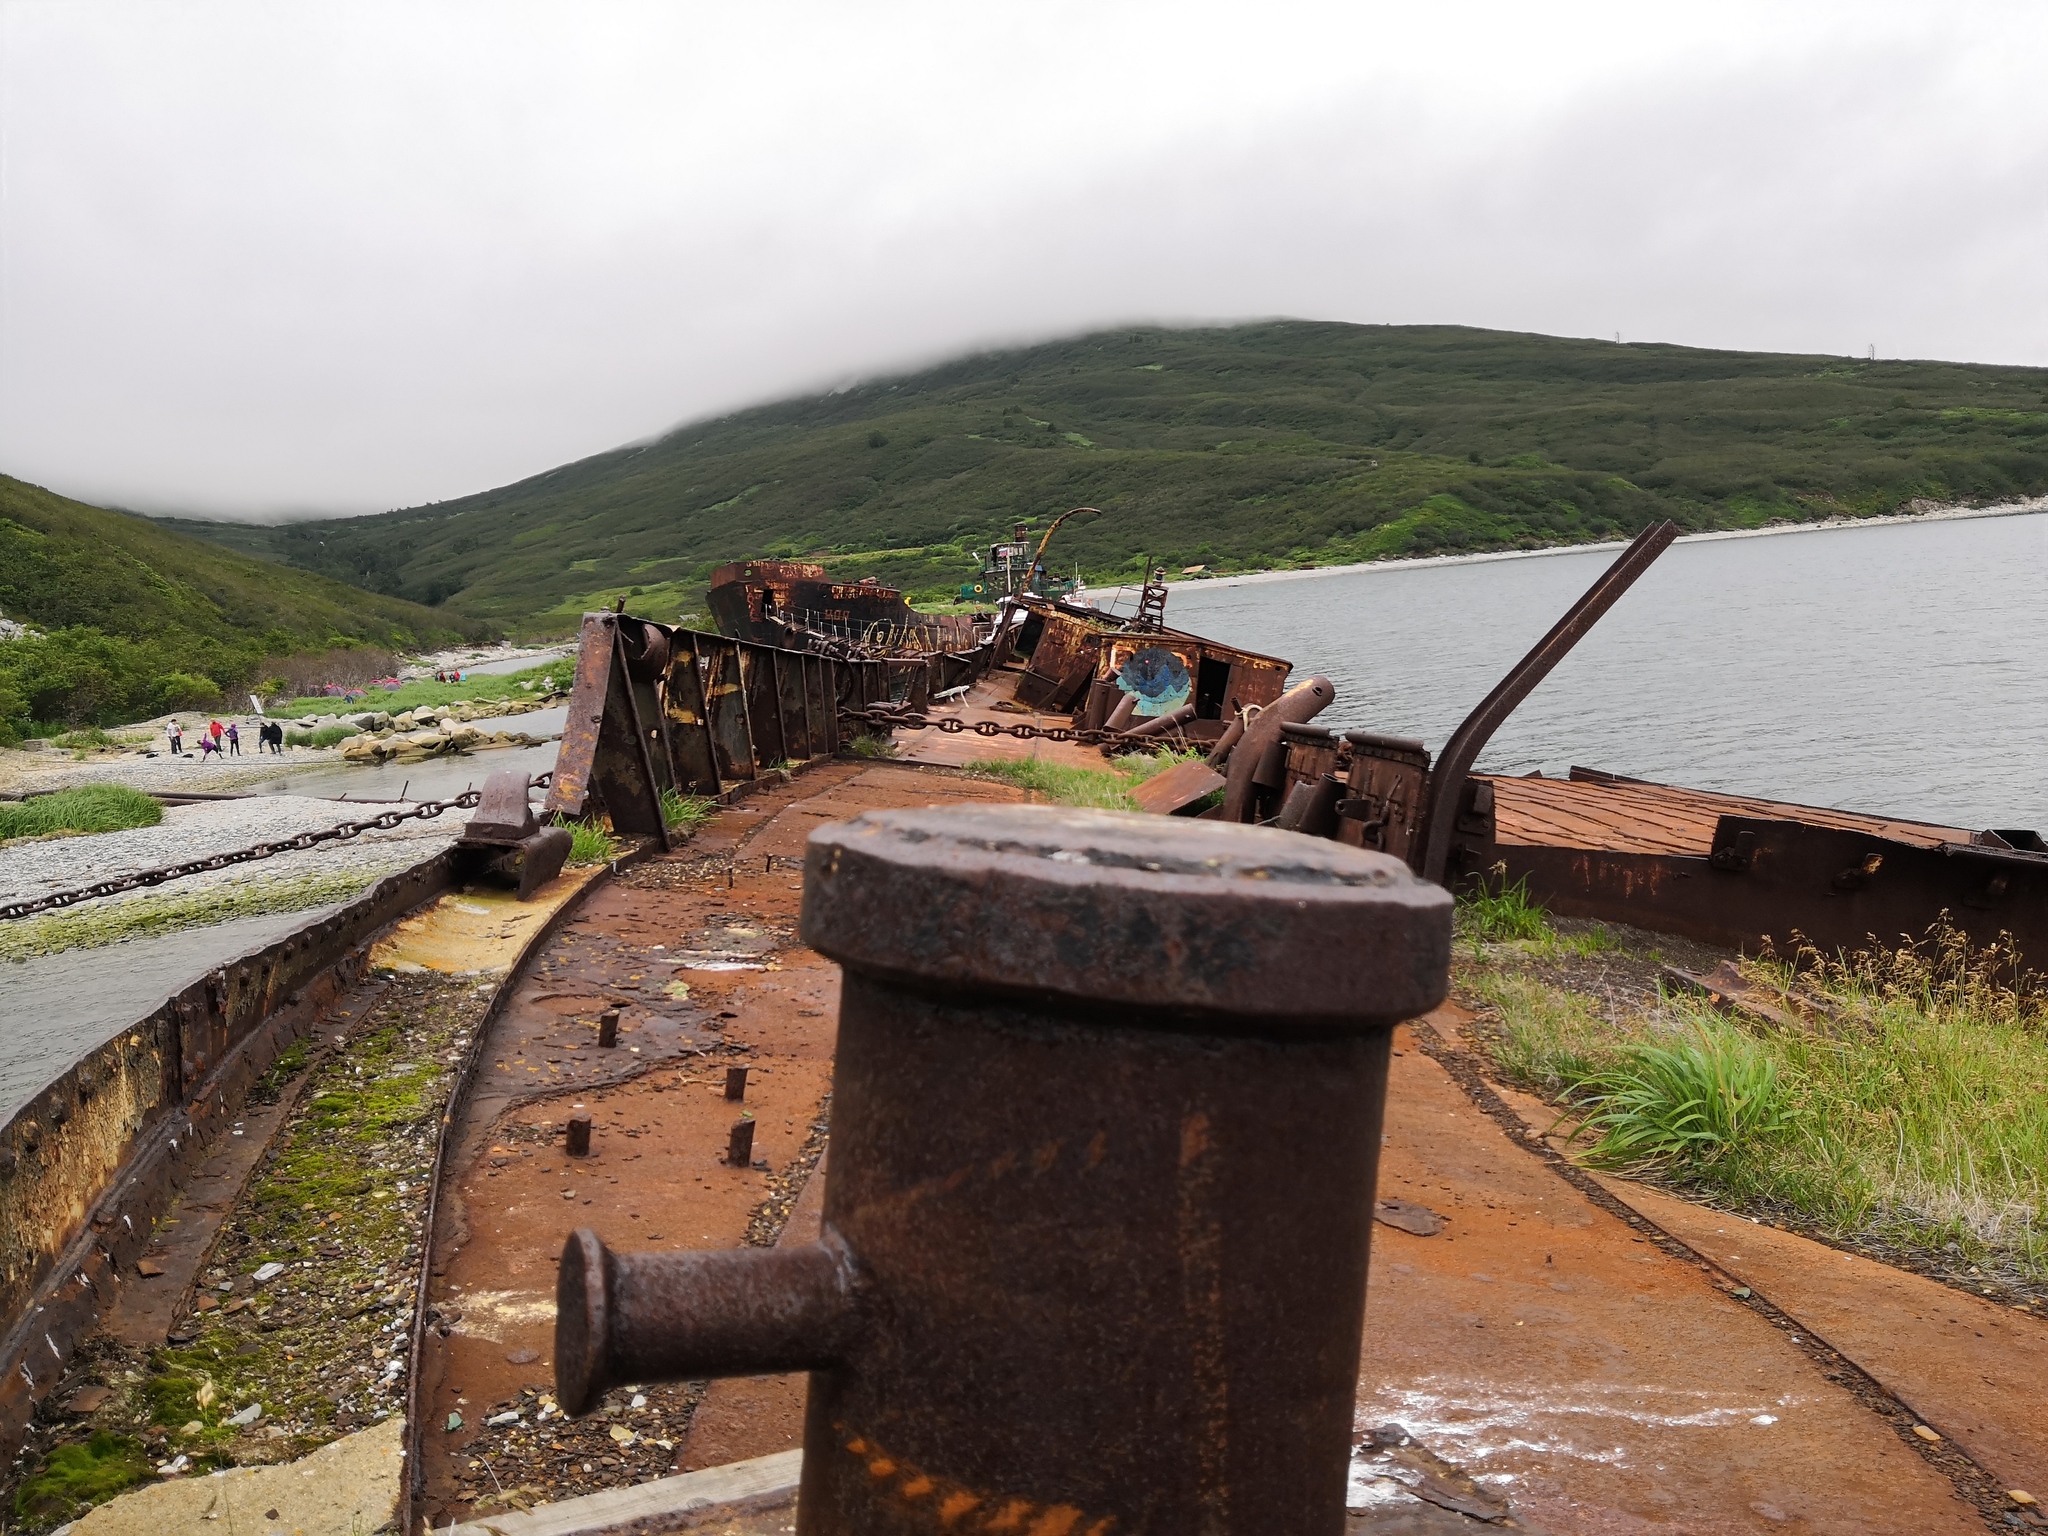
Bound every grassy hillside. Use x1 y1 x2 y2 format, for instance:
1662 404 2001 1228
0 475 484 734
170 321 2048 631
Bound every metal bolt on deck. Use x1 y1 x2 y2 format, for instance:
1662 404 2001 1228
556 804 1452 1534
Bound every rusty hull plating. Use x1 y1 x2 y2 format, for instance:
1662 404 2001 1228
555 805 1451 1534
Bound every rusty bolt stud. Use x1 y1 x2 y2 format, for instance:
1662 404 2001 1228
555 805 1451 1534
565 1112 592 1158
723 1065 749 1102
597 1009 620 1048
726 1116 755 1167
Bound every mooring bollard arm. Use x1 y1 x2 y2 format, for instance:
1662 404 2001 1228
555 1227 867 1414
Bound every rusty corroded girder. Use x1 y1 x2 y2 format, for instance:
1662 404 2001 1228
556 804 1451 1535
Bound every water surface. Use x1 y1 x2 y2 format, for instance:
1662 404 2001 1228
1164 512 2048 832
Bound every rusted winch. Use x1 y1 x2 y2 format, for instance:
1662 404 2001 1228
556 804 1451 1533
453 770 572 899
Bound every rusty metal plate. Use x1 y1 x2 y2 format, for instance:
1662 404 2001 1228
1129 759 1226 816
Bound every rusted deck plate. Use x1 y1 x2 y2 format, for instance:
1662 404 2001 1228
1596 1178 2048 1505
1485 774 1973 857
415 764 1032 1527
1356 1017 1986 1534
889 669 1108 772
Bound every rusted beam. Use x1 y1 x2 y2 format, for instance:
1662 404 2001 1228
1414 522 1678 884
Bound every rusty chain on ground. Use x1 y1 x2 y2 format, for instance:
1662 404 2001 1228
0 772 553 924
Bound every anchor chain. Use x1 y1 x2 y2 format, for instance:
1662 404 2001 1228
0 772 553 924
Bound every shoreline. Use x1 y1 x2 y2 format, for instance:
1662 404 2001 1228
1087 494 2048 601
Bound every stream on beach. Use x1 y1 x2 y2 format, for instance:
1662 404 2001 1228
12 511 2045 1113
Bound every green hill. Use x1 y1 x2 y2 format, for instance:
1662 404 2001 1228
173 320 2048 631
0 475 484 734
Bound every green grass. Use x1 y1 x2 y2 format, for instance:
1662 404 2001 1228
961 747 1210 810
0 472 482 736
556 816 619 863
661 787 716 832
164 320 2048 631
268 661 567 720
0 783 161 842
1457 869 1553 946
283 722 360 748
1476 927 2048 1281
13 1431 154 1523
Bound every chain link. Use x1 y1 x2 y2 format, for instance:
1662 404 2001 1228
0 772 553 924
840 706 1165 748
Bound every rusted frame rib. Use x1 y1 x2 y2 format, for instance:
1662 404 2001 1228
1415 522 1679 885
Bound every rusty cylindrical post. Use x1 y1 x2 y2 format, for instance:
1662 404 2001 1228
724 1065 749 1102
565 1112 592 1158
554 805 1450 1534
597 1008 619 1048
726 1117 755 1167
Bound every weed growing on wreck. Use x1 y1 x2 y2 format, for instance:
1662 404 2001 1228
1476 926 2048 1282
0 783 161 842
1558 1025 1797 1172
963 746 1206 811
555 815 619 863
1456 871 1553 947
12 1431 154 1524
962 756 1139 810
660 788 716 832
0 866 390 962
845 731 899 759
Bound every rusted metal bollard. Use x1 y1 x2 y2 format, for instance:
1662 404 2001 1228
726 1117 755 1167
557 805 1451 1534
565 1112 592 1157
724 1065 749 1102
597 1008 619 1049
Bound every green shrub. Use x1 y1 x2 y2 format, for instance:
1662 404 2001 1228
0 784 162 841
153 671 223 712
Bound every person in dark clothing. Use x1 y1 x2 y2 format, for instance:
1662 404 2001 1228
226 721 241 755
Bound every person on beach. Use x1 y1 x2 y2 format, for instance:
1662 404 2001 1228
208 719 224 751
197 732 219 759
226 721 241 755
264 721 284 754
167 720 183 756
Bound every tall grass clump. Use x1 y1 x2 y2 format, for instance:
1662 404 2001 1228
1458 869 1554 945
1560 1023 1797 1173
0 783 161 842
1481 920 2048 1279
661 788 716 832
555 815 619 864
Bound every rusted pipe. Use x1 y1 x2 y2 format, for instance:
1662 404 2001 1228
556 1229 861 1415
596 1009 619 1048
1120 701 1195 739
1220 675 1335 823
1103 691 1139 733
724 1065 749 1102
555 804 1450 1534
727 1117 755 1166
566 1112 592 1157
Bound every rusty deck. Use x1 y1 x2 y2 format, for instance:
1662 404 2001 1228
407 768 2044 1534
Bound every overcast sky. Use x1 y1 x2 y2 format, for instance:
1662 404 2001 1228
3 2 2045 521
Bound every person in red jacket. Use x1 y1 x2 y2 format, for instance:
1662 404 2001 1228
209 719 224 750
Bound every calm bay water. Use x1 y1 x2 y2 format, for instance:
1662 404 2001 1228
1161 511 2048 834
